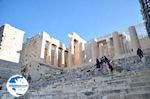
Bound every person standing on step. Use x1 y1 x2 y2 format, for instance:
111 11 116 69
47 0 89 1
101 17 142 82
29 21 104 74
96 58 101 69
137 48 143 61
102 56 113 73
0 84 2 98
0 84 2 90
27 74 32 83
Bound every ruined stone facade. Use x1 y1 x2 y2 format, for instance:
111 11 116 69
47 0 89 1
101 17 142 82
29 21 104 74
0 24 150 99
84 32 127 63
20 32 67 67
19 31 129 68
0 24 150 69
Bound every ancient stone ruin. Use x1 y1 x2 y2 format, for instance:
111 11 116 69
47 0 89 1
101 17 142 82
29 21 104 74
0 23 150 99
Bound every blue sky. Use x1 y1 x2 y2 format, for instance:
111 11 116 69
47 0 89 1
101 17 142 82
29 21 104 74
0 0 142 45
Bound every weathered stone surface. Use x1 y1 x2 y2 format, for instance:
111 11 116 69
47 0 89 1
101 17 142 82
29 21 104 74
17 56 150 99
1 24 150 99
0 24 24 63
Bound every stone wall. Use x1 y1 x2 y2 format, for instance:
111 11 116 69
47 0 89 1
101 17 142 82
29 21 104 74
0 59 22 84
140 36 150 52
20 32 67 68
20 34 43 66
0 24 24 63
20 61 63 82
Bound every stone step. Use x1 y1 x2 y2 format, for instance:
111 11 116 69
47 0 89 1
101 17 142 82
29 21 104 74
48 74 150 88
41 72 150 88
33 77 150 96
45 82 150 95
26 87 150 99
26 67 150 99
99 93 150 99
30 67 150 89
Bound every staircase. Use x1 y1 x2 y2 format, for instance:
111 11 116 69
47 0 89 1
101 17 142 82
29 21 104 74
22 60 150 99
1 55 150 99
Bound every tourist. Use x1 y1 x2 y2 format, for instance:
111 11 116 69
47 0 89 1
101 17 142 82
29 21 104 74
107 61 113 73
96 58 101 69
21 68 27 78
2 82 6 91
27 74 32 83
100 56 105 64
0 84 2 90
102 56 113 73
137 48 143 60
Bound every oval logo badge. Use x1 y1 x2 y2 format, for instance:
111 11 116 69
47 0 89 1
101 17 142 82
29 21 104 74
6 74 29 97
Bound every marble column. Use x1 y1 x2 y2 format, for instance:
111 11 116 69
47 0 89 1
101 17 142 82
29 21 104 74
79 42 83 64
61 49 65 67
91 39 98 63
40 40 46 59
120 36 125 54
69 38 74 66
74 41 80 65
54 46 58 66
106 38 111 57
48 43 52 64
99 43 104 57
112 31 122 57
128 26 141 52
65 51 69 67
